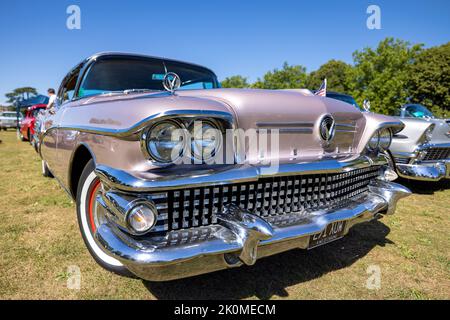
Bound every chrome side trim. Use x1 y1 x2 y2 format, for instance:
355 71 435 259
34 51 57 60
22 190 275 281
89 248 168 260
45 109 235 138
95 155 388 192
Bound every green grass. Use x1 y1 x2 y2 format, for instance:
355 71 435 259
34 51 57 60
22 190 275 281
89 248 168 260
0 130 449 299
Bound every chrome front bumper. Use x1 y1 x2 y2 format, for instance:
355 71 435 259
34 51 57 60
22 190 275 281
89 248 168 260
394 143 450 181
396 161 450 181
93 156 411 281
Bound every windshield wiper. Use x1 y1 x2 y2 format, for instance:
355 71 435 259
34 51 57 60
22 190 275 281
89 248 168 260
123 88 155 94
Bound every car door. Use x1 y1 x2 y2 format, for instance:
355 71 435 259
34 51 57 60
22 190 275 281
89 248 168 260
41 65 82 178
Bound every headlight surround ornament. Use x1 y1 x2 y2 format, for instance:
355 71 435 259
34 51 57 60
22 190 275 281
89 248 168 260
145 120 185 163
190 120 222 162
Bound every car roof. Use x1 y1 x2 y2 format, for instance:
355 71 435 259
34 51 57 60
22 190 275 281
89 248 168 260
85 52 217 76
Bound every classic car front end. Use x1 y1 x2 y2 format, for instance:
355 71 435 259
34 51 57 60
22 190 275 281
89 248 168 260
391 105 450 181
39 53 411 281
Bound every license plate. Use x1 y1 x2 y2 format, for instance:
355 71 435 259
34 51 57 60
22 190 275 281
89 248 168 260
308 220 347 249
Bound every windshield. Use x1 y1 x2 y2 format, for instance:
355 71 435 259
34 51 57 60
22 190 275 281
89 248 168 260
404 104 434 119
78 57 218 98
2 112 20 118
326 93 361 110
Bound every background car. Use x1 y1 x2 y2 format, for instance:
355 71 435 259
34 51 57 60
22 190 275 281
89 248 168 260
0 111 23 130
19 104 46 142
390 104 450 181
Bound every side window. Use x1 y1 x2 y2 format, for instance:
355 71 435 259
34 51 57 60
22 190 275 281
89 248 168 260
58 64 82 104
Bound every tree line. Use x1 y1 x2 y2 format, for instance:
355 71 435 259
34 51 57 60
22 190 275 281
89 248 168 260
221 38 449 117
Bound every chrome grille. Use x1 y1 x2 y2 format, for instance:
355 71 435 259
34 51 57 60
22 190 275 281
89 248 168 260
150 166 380 233
394 157 410 165
423 147 450 161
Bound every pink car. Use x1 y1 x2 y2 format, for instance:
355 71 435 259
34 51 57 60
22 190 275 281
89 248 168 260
39 53 411 281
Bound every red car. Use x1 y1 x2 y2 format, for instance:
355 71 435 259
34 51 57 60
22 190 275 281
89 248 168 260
20 104 46 142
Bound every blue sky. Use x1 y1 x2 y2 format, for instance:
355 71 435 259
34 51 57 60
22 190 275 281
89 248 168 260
0 0 449 104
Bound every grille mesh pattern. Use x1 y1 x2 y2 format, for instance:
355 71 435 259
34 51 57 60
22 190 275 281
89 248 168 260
150 166 380 233
423 147 450 161
394 157 410 165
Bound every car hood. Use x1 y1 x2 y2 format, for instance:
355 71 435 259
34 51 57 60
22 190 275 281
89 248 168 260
177 89 367 160
62 88 397 162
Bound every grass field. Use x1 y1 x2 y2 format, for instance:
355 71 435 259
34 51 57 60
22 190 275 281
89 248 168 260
0 130 449 300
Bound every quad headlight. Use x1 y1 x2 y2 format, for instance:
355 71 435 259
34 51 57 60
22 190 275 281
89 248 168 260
190 120 222 162
419 124 434 145
378 128 392 150
368 130 380 150
367 128 392 151
144 120 186 163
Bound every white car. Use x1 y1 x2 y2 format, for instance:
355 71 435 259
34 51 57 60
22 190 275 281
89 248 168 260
0 111 23 130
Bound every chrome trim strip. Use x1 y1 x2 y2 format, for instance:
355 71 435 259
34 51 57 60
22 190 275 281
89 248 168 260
335 123 356 128
45 109 235 138
256 121 314 128
256 128 312 134
336 129 356 133
95 155 388 192
417 142 450 150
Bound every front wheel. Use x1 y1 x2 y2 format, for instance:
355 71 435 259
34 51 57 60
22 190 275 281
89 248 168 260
76 159 132 276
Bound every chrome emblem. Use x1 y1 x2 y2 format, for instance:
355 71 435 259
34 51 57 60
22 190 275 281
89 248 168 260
162 72 181 93
319 115 336 142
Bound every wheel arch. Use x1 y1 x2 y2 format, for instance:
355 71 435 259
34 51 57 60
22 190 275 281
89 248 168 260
69 143 96 200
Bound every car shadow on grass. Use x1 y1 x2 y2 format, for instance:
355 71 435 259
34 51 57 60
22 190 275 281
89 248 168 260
143 219 392 300
397 178 450 195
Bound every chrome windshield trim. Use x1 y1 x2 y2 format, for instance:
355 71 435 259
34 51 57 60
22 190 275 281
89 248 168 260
95 154 387 192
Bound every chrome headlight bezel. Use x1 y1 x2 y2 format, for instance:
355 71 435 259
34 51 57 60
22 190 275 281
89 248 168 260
126 201 158 235
378 128 393 150
368 130 380 151
189 119 223 162
419 124 435 145
142 119 187 164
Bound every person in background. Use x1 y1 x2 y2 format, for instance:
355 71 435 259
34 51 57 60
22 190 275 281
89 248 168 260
46 88 56 110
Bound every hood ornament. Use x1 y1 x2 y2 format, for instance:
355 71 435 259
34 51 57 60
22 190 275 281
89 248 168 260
162 72 181 93
319 115 336 143
363 99 371 112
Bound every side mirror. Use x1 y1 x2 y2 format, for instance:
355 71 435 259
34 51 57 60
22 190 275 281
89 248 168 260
363 99 371 112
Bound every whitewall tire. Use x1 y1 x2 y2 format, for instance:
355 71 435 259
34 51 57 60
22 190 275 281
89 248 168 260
76 159 132 276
